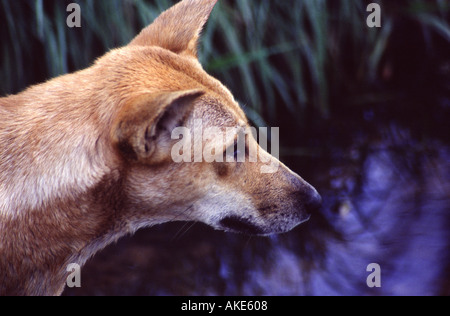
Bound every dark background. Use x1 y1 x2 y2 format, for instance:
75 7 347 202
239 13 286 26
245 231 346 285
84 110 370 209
1 0 449 295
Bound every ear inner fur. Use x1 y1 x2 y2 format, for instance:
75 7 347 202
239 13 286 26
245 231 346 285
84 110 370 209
113 89 204 162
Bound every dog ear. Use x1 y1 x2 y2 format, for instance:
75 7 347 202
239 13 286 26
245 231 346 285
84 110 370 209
113 89 204 163
129 0 218 57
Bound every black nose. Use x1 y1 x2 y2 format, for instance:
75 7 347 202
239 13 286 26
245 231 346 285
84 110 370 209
294 189 322 215
305 190 322 214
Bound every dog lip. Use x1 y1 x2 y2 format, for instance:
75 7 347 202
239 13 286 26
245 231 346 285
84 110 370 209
300 213 312 224
219 216 265 235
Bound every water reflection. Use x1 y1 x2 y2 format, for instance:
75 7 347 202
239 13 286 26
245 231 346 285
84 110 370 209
64 120 449 296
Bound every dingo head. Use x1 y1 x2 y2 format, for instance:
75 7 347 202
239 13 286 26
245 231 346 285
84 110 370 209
109 0 321 236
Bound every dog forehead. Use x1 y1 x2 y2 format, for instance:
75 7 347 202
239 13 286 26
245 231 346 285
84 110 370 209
194 97 246 128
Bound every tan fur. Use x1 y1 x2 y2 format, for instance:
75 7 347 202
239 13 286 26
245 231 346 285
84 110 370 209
0 0 321 296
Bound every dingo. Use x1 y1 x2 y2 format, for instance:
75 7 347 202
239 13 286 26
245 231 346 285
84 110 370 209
0 0 321 296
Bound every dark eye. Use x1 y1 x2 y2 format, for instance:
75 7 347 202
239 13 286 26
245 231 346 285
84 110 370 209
224 139 247 163
234 146 242 161
224 140 240 162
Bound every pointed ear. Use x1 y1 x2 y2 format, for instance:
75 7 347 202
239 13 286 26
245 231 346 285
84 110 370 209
113 89 204 162
129 0 218 57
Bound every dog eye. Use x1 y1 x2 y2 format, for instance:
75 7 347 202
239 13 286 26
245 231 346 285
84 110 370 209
224 145 236 161
224 140 246 162
233 146 241 161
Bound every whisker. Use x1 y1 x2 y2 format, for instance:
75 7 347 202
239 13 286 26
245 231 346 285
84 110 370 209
172 221 193 241
244 235 253 250
170 204 194 222
175 222 198 241
170 205 197 241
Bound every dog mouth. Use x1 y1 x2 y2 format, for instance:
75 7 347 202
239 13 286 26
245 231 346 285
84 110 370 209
219 213 312 236
219 216 265 235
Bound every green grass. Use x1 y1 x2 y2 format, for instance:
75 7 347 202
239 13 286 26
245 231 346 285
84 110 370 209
0 0 449 123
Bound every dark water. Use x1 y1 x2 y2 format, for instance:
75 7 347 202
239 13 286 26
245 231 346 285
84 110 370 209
64 104 450 296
